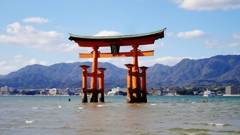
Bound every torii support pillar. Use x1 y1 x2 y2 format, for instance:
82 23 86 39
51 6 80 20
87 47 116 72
98 68 106 102
140 66 148 103
125 64 134 103
80 65 90 103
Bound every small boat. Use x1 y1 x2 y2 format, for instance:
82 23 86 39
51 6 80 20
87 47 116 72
203 89 215 97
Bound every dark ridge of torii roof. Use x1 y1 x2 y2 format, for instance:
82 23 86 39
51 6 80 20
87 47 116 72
69 28 166 47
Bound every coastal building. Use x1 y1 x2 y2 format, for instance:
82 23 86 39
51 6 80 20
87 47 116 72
49 88 57 95
225 86 240 95
0 86 10 95
107 87 126 96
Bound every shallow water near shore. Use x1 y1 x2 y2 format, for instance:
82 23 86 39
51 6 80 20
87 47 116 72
0 96 240 135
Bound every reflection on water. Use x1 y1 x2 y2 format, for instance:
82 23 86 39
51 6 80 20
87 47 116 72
0 96 240 135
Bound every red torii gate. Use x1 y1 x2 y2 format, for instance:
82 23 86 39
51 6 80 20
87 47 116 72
69 28 166 103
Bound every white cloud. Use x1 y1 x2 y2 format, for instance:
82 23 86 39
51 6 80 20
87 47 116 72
11 55 25 63
167 32 175 37
139 42 164 51
98 58 132 68
204 40 225 48
13 55 24 59
22 17 49 23
228 42 240 47
140 56 184 67
177 30 206 38
233 33 240 39
174 0 240 11
23 58 48 66
204 40 240 48
0 55 49 75
0 22 80 52
94 30 122 36
0 22 125 53
0 60 16 75
97 56 185 69
12 55 48 66
0 66 16 75
233 51 240 55
0 61 6 66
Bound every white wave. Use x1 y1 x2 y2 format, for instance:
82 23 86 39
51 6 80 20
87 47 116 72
97 105 104 107
150 103 157 106
186 133 196 135
207 123 226 126
58 106 61 108
25 120 35 124
78 107 84 109
215 123 225 126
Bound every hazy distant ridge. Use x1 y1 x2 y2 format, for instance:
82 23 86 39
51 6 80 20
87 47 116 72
147 55 240 87
0 55 240 88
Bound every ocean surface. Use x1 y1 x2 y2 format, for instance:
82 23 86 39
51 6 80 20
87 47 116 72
0 95 240 135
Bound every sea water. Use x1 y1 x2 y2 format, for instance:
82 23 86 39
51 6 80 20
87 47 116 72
0 96 240 135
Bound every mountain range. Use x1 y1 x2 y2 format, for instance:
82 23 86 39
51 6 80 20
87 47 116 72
0 55 240 89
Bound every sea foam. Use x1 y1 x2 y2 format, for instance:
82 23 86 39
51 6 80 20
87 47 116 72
25 120 35 124
207 123 229 126
97 105 104 107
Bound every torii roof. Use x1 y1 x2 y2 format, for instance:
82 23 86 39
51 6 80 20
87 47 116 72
69 28 166 47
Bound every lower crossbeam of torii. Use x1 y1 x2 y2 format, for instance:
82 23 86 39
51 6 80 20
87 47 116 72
69 28 166 103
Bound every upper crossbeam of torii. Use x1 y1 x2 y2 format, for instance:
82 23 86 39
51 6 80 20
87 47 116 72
69 28 166 103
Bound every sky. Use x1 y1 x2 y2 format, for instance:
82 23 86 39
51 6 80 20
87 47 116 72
0 0 240 75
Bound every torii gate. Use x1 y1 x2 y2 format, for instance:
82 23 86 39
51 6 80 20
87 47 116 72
69 28 166 103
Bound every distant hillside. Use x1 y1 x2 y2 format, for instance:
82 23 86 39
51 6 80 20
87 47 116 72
147 55 240 87
0 62 126 88
0 55 240 88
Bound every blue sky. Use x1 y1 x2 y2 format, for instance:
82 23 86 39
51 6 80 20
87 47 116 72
0 0 240 75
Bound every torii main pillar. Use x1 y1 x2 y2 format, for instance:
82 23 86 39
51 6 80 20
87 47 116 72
131 45 141 102
69 28 166 103
90 46 99 102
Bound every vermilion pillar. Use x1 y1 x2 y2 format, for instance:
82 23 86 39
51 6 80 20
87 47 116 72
125 64 134 103
80 65 90 103
140 66 148 103
132 45 141 102
98 68 106 102
90 46 99 102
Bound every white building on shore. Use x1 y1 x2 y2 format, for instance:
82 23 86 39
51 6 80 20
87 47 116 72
49 88 57 95
107 87 126 96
